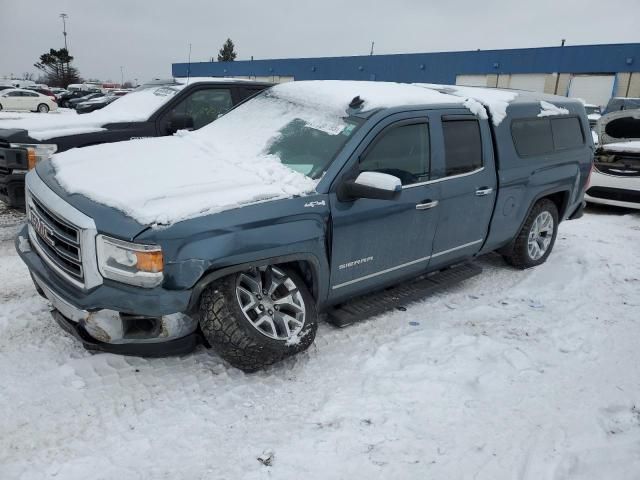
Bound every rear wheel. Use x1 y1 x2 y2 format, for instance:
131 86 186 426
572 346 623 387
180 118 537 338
502 199 559 269
199 265 318 372
37 103 49 113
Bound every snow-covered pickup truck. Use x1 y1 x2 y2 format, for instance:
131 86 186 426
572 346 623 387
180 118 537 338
15 81 592 371
586 109 640 210
0 78 270 208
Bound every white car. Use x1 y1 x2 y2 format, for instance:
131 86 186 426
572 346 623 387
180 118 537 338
586 110 640 210
584 103 602 128
0 88 58 113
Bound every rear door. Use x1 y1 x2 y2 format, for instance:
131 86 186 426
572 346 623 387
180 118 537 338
328 112 441 301
2 91 23 110
429 113 497 269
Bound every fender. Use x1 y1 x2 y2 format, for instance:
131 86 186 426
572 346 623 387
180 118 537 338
185 252 324 312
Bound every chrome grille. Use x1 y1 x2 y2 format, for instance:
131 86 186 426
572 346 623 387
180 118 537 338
29 191 84 282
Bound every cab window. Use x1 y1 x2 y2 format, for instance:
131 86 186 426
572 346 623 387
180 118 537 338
359 122 430 186
167 88 233 130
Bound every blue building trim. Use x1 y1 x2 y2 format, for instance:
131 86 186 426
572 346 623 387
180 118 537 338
173 43 640 83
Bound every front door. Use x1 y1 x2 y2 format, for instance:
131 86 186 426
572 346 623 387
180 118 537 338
329 114 441 302
429 114 498 268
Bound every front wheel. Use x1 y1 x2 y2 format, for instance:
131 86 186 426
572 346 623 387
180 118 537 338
37 103 49 113
199 265 318 372
502 199 559 269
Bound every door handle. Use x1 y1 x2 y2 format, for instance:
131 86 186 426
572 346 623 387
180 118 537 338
416 200 439 210
475 187 494 196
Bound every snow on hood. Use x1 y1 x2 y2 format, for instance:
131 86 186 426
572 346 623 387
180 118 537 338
0 85 186 141
537 101 569 117
601 141 640 153
52 81 466 226
413 83 518 125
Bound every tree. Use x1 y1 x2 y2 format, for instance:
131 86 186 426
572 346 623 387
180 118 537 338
217 38 237 62
34 48 81 88
22 72 34 81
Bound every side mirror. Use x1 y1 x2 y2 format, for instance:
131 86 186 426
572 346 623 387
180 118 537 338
166 113 194 134
338 171 402 201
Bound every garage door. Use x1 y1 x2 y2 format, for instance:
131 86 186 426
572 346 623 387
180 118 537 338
456 75 487 87
568 75 615 107
507 74 547 92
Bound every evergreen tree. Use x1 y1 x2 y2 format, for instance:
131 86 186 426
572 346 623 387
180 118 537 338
33 48 81 87
217 38 237 62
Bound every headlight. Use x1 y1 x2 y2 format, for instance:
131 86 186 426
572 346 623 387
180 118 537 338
10 143 57 170
96 235 164 288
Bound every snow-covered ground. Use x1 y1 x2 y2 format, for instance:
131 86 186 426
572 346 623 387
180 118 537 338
0 108 76 122
1 204 639 479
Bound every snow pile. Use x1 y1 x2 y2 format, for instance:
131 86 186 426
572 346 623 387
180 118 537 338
414 83 518 125
2 209 640 478
601 140 640 153
538 100 570 117
0 85 186 140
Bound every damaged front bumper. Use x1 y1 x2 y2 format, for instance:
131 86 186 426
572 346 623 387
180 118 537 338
16 228 201 356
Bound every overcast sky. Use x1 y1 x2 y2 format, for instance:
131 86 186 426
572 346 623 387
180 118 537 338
1 0 639 83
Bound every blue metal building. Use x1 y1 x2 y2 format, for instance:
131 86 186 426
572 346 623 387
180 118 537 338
173 43 640 106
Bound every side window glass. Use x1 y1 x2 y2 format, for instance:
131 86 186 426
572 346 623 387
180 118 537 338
551 117 584 150
512 118 554 156
442 119 483 176
359 123 430 186
168 89 233 130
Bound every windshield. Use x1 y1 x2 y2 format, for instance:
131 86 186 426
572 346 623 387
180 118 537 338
193 89 364 180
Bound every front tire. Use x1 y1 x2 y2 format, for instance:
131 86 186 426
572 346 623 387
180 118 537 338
199 265 318 372
37 103 49 113
502 199 559 269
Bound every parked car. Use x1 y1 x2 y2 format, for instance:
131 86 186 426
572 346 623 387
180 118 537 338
0 85 14 92
57 89 101 108
0 89 57 113
67 92 105 109
584 103 602 128
586 109 640 210
14 81 591 371
0 79 271 207
76 94 119 114
603 97 640 115
27 87 57 100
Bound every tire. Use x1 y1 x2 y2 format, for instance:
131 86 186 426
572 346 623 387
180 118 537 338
199 265 318 372
0 103 3 111
502 199 559 269
37 104 49 113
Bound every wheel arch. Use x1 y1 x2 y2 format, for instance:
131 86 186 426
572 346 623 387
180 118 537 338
186 253 322 313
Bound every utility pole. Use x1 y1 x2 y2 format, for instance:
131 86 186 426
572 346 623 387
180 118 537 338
370 41 375 56
60 13 68 50
120 66 124 87
187 43 192 84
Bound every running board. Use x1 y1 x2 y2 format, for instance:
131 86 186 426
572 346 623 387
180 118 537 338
326 262 482 327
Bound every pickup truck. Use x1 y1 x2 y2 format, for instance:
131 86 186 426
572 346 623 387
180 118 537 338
15 81 592 372
0 78 270 208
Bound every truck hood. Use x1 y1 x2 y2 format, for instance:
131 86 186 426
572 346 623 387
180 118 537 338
596 109 640 146
49 132 317 227
0 86 182 141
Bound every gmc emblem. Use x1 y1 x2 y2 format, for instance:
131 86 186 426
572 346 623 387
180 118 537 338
29 208 56 247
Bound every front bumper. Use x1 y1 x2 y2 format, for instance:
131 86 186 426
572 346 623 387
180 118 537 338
16 226 201 356
0 171 26 209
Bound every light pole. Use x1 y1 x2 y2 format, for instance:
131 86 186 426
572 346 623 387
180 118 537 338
60 13 68 50
120 66 124 87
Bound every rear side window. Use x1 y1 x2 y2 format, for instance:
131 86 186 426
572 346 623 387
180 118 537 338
360 122 430 185
442 119 483 176
512 119 554 156
551 117 583 150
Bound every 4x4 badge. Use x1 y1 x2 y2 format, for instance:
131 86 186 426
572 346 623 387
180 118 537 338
304 200 326 208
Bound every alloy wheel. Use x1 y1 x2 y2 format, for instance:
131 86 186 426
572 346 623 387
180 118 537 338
235 266 306 341
527 211 554 260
